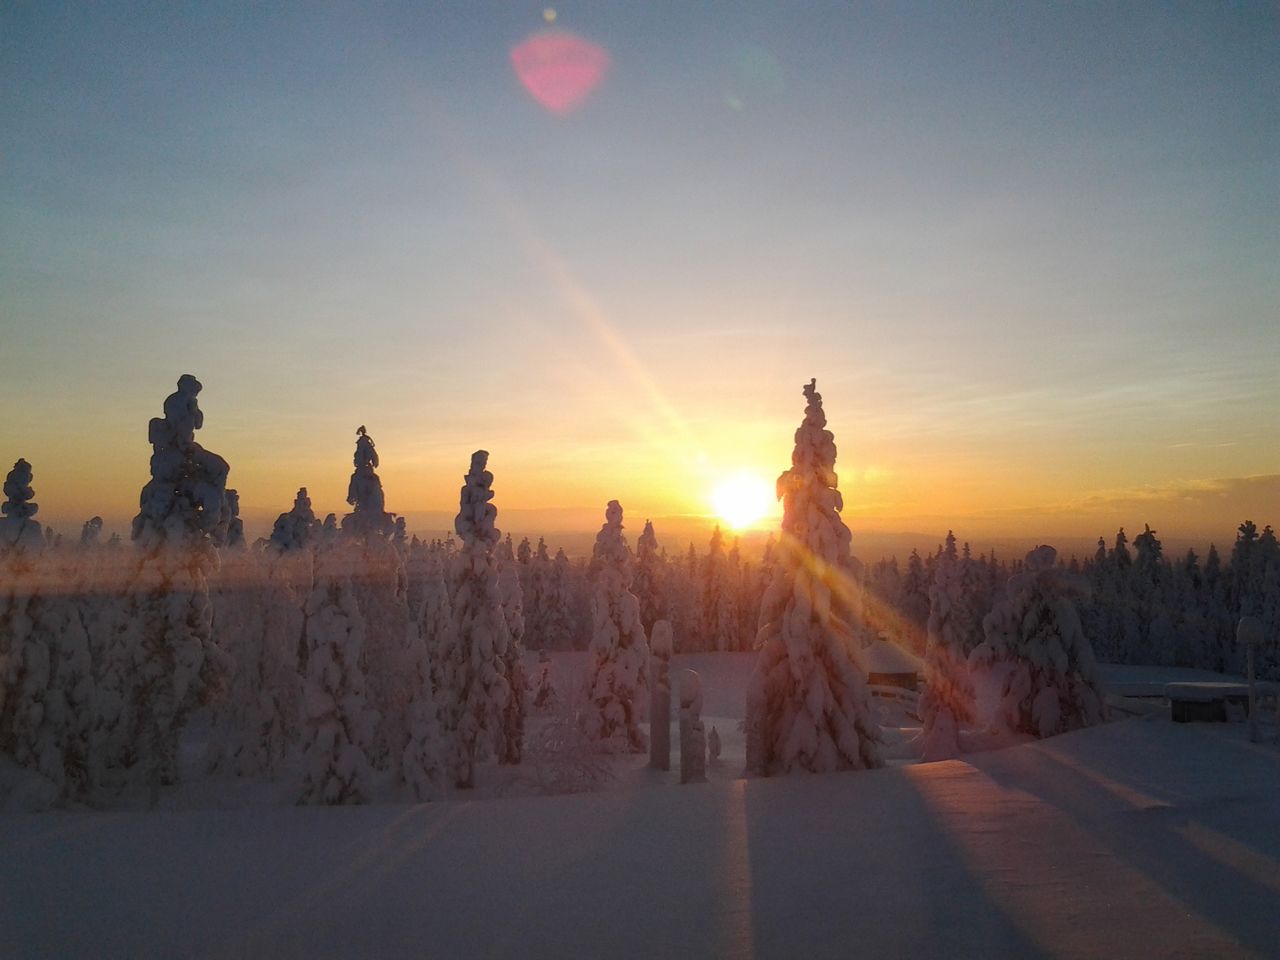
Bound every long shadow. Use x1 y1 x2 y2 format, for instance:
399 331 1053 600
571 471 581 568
969 722 1280 957
741 766 1053 960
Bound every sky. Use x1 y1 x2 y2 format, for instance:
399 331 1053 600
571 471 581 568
1 2 1277 553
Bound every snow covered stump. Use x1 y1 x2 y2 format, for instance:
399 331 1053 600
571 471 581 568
679 669 706 784
649 619 673 770
745 379 882 776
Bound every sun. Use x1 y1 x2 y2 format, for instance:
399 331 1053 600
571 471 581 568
710 472 775 530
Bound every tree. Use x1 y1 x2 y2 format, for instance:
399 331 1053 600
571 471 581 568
584 500 649 750
920 538 976 761
496 535 526 764
745 380 882 776
0 459 43 551
441 451 513 788
970 545 1105 738
342 426 395 541
701 526 740 652
299 540 379 804
269 488 319 552
113 374 231 797
633 520 667 637
0 462 94 800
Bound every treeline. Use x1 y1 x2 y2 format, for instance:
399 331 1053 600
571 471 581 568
863 524 1280 679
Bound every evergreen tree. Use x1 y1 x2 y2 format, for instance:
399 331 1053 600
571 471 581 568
0 459 43 550
584 500 649 750
971 545 1105 738
920 546 975 761
633 520 666 637
496 535 526 764
745 380 881 776
442 451 513 788
269 488 319 552
342 426 395 541
299 540 378 804
112 375 231 797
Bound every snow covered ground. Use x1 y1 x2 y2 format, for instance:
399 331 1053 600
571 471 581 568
3 655 1279 959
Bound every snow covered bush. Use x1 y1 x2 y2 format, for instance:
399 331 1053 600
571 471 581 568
584 500 649 751
520 682 616 795
745 379 882 776
970 545 1106 738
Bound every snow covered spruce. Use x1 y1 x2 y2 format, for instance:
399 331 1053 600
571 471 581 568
584 500 650 751
109 375 232 797
919 533 977 761
0 459 94 801
440 451 516 788
970 544 1107 738
745 379 882 776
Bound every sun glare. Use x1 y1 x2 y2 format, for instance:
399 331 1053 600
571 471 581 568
711 472 775 530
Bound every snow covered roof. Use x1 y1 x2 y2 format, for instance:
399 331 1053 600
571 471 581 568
863 638 923 676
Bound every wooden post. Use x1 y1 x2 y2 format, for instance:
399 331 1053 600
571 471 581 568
649 620 672 770
679 669 706 784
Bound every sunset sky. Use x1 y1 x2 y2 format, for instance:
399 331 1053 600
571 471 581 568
2 3 1276 552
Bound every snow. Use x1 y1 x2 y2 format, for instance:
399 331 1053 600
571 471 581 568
4 655 1279 958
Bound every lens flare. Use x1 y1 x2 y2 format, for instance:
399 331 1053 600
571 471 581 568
511 30 610 115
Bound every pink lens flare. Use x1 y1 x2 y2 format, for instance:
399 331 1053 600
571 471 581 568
511 29 610 115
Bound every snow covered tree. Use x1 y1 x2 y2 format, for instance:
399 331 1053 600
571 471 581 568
584 500 649 751
214 489 245 550
496 535 526 764
700 526 740 652
633 520 667 636
342 426 395 541
523 538 554 648
79 516 104 547
897 548 930 649
270 488 319 552
0 459 43 551
970 545 1106 738
299 540 379 804
441 451 513 788
0 463 94 800
542 547 578 651
745 379 882 776
401 548 447 800
207 544 306 780
107 374 231 797
919 543 975 761
417 546 455 696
